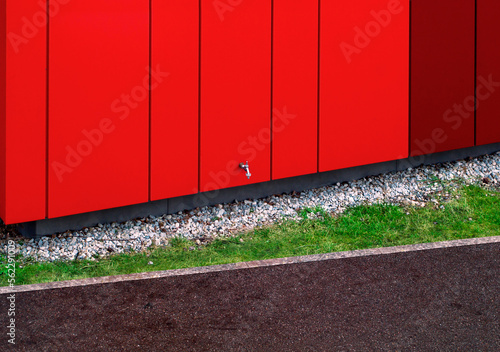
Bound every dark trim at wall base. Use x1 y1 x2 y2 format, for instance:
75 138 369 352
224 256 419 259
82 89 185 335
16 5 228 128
18 142 500 238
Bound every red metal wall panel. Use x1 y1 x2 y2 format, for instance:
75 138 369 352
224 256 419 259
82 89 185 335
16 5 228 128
48 0 149 218
151 0 199 201
410 0 475 156
319 0 409 172
200 0 272 192
477 0 500 146
1 1 47 224
272 0 318 180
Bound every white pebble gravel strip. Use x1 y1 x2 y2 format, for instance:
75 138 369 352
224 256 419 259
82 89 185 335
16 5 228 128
1 152 499 263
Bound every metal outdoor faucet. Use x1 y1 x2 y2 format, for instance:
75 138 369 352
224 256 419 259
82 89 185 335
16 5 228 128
239 161 251 179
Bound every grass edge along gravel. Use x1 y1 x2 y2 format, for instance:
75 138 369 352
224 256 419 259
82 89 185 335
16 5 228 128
1 183 500 286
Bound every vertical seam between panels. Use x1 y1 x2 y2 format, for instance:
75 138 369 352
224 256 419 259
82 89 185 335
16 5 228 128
317 0 321 173
148 0 152 200
408 0 412 157
270 0 274 180
198 0 202 193
474 0 477 146
45 0 50 219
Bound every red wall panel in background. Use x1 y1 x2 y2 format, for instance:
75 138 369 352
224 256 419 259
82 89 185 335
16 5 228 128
151 0 199 200
0 1 47 224
272 0 318 180
320 0 409 172
477 0 500 146
411 0 475 156
200 0 272 192
48 0 150 218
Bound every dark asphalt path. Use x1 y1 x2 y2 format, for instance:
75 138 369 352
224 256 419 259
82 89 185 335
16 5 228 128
1 242 499 351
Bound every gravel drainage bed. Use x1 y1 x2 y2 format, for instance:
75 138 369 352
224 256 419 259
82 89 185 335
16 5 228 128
1 152 500 263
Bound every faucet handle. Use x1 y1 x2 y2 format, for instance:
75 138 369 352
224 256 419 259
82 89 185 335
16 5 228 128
239 161 252 179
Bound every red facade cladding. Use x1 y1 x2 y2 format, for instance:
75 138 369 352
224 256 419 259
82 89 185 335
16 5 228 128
272 0 318 180
319 0 409 172
2 2 499 227
410 0 475 156
200 0 272 192
48 0 150 218
0 1 47 224
150 0 199 200
476 0 500 146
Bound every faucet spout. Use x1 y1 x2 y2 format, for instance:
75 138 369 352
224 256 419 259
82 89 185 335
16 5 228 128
239 162 251 179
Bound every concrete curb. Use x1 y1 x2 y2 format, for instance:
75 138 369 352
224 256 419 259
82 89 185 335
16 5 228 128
2 236 499 294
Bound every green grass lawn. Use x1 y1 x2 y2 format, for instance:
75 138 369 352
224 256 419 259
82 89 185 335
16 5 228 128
1 183 499 286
